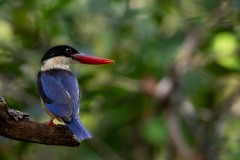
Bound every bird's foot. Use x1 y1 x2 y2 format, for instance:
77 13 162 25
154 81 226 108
44 118 55 126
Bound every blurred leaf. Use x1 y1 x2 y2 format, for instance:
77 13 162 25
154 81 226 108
141 115 167 146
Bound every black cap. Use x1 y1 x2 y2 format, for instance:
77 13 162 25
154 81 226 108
41 45 78 63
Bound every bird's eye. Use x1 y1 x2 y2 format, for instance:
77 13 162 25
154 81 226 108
65 48 72 54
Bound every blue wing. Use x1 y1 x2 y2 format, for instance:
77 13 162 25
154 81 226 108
37 69 80 121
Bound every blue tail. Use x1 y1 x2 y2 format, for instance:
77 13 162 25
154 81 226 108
64 115 92 141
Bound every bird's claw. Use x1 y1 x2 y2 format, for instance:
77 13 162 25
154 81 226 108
44 118 55 126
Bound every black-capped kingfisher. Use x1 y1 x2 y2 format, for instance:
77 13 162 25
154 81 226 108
37 45 114 141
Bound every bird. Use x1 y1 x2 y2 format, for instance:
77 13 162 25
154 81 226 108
37 45 114 141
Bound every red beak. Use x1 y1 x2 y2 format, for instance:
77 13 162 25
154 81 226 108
71 53 114 65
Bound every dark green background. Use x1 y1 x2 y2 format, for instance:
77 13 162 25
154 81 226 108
0 0 240 160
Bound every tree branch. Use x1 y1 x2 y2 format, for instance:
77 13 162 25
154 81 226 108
0 97 80 147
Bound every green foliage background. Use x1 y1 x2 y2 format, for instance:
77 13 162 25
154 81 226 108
0 0 240 160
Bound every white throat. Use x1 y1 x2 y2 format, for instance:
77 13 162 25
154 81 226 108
41 56 71 71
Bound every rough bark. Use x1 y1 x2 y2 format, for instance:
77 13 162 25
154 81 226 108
0 97 80 147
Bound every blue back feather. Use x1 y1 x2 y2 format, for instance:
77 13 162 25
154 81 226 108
38 69 91 140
